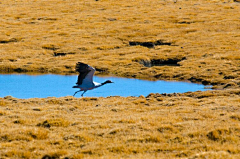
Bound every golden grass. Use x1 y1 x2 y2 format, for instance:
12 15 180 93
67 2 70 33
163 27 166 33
0 0 239 89
0 90 240 158
0 0 240 158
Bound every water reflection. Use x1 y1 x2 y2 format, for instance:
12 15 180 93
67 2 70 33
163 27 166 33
0 74 210 99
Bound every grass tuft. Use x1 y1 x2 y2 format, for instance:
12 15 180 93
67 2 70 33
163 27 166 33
37 118 70 128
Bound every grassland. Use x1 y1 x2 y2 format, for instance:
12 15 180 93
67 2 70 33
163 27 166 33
0 90 240 159
0 0 240 158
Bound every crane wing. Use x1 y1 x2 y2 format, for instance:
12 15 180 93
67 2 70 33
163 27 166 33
75 62 95 86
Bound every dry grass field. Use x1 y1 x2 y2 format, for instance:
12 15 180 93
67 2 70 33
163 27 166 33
0 90 240 159
0 0 240 158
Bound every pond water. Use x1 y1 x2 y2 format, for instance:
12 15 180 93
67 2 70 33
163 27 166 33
0 74 211 99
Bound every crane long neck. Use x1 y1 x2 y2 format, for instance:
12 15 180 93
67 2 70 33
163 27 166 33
93 81 108 89
101 81 109 85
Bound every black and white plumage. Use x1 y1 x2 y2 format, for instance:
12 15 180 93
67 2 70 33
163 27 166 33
72 62 113 97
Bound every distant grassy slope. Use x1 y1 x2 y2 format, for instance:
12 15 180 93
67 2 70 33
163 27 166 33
0 0 239 89
0 90 240 158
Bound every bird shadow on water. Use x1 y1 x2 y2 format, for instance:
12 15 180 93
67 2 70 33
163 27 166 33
0 74 211 99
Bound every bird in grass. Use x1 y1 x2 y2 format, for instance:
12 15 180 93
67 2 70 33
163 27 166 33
72 62 113 97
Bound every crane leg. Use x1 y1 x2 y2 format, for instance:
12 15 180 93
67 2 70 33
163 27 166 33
73 90 83 97
81 91 87 97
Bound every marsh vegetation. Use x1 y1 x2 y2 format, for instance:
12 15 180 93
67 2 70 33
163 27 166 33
1 90 240 158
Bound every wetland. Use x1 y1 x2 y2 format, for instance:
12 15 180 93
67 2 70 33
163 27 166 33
0 0 240 158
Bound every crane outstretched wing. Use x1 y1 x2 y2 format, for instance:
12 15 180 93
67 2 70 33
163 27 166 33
75 62 95 85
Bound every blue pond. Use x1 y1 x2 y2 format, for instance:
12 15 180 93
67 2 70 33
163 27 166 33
0 74 210 99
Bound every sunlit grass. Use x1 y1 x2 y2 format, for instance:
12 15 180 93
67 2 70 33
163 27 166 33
0 0 239 89
0 90 240 158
